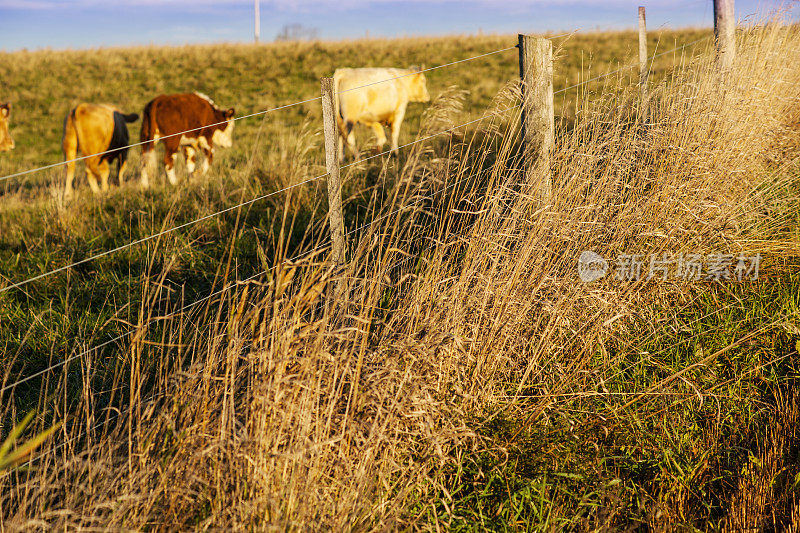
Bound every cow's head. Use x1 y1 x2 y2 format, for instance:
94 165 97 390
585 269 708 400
408 66 431 103
212 107 235 148
0 103 14 152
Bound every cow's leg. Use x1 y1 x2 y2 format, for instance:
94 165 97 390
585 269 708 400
140 147 156 189
183 145 197 177
64 162 75 197
117 150 129 186
344 120 359 160
370 122 388 153
118 157 127 186
98 159 111 192
64 159 77 198
164 151 179 185
200 146 213 174
389 103 407 155
85 157 102 195
162 136 182 185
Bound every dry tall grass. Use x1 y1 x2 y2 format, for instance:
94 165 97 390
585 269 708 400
2 20 800 530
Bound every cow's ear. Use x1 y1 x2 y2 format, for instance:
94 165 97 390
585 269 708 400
226 108 235 119
0 103 8 118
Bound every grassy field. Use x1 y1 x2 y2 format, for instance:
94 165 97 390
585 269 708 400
2 23 800 530
0 29 711 404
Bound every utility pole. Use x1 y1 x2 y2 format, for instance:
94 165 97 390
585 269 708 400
254 0 260 43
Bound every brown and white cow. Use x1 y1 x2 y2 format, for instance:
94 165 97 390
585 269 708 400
0 103 14 152
333 67 430 160
139 92 235 187
63 103 139 196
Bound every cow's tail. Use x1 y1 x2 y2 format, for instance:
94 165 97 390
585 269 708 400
139 100 156 150
139 100 158 188
62 107 78 161
63 107 79 196
332 70 348 138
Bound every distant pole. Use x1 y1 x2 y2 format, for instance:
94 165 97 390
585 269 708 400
254 0 260 43
518 34 554 202
713 0 735 71
320 77 346 271
638 6 649 123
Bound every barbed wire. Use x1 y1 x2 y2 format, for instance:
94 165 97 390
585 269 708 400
0 245 322 396
19 107 522 464
0 43 527 185
5 21 721 462
0 173 327 294
0 24 717 392
554 35 712 95
0 101 523 295
0 30 714 296
0 102 521 394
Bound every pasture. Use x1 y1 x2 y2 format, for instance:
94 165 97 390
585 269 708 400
0 29 708 402
2 24 800 530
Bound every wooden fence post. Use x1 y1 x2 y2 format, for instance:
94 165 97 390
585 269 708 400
638 6 649 123
320 77 346 271
518 34 554 202
714 0 736 72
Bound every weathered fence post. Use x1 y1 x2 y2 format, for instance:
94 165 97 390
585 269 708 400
320 77 346 271
714 0 736 72
518 34 554 202
638 6 649 123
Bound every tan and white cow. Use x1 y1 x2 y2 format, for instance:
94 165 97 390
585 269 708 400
139 92 235 187
63 103 139 196
333 67 430 160
0 102 14 152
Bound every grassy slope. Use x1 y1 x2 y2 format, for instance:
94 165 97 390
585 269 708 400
431 271 800 529
5 28 799 531
0 30 710 398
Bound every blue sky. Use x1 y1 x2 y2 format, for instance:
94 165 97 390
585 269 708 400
0 0 794 51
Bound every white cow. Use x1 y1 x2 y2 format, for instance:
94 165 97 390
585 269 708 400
333 66 430 160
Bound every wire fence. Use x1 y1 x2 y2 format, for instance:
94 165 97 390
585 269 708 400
0 24 693 186
0 35 711 297
0 101 522 395
0 40 542 185
0 23 719 424
20 106 523 466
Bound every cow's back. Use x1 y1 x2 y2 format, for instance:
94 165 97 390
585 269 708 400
335 68 406 123
71 103 117 160
144 93 216 138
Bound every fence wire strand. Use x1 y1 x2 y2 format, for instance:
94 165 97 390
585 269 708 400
0 102 519 394
0 43 524 185
4 26 717 458
20 106 521 464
